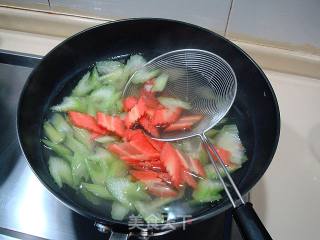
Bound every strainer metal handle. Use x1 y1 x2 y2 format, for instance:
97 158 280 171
201 121 272 240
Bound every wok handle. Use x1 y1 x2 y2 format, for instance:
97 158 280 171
233 202 272 240
109 232 129 240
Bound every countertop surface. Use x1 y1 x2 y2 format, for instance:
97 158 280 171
0 24 319 240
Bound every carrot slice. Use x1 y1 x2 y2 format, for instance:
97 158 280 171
68 111 107 134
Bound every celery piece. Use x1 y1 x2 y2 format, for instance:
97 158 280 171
134 201 164 224
131 69 160 84
106 177 134 209
42 139 73 161
158 97 191 110
204 164 240 180
126 182 151 201
125 55 147 75
89 86 121 113
111 202 130 221
51 96 87 113
96 60 124 75
85 148 115 185
72 126 93 151
206 128 219 138
80 187 102 205
99 68 123 85
199 147 209 165
51 113 72 133
85 157 109 185
192 179 223 203
88 147 117 163
152 73 169 92
214 124 246 165
64 134 90 155
81 182 114 200
72 68 102 97
43 121 65 144
108 160 128 178
71 152 90 186
48 156 74 189
86 98 97 116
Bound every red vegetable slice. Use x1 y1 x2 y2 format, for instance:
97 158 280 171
129 131 160 159
174 148 190 170
145 137 164 152
139 116 160 137
96 112 125 137
208 146 232 166
123 96 138 112
145 181 178 197
189 158 206 177
108 142 142 157
68 111 107 134
164 115 203 132
123 129 143 141
124 97 147 128
145 108 156 119
130 170 162 183
120 154 151 162
90 132 104 140
152 107 182 127
183 171 198 189
160 143 183 188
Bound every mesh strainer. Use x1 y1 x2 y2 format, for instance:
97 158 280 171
123 49 246 208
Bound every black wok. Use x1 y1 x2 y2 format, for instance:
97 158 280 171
17 18 280 240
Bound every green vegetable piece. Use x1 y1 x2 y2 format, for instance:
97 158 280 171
214 124 246 165
81 182 114 200
64 134 90 155
86 98 97 116
158 97 191 110
96 60 124 75
204 164 240 179
148 197 176 210
89 86 116 103
42 139 73 161
106 177 134 209
134 201 164 224
94 135 118 144
108 160 128 178
85 157 109 185
111 202 130 221
99 68 123 85
48 156 74 188
51 96 87 113
51 113 72 133
192 179 223 203
131 69 160 84
80 186 102 205
206 128 219 138
43 121 65 144
72 69 101 97
88 147 118 163
199 147 209 165
89 86 121 113
214 117 228 128
72 126 93 150
152 73 168 92
71 152 90 186
126 182 151 201
125 55 147 75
